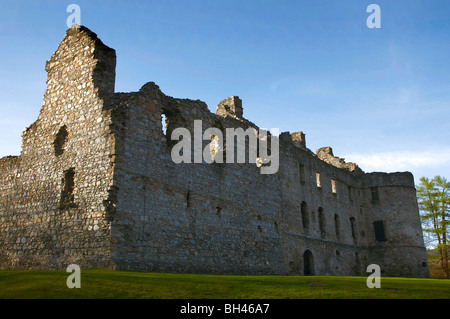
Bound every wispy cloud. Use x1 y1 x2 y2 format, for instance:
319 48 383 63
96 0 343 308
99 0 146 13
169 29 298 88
344 149 450 175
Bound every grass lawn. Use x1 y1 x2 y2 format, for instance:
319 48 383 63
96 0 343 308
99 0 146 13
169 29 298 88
0 269 449 299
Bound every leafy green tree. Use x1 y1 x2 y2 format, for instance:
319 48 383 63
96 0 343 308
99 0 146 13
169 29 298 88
417 176 449 278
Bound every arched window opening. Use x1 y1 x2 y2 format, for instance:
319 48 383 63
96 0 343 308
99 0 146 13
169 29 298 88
318 207 325 238
301 201 309 232
334 214 341 241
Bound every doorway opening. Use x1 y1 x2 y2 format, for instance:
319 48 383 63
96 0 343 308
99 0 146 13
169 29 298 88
303 250 314 276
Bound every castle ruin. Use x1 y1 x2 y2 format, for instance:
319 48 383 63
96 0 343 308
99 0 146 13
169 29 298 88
0 26 429 277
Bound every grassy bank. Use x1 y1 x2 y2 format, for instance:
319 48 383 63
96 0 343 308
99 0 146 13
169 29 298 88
0 269 449 299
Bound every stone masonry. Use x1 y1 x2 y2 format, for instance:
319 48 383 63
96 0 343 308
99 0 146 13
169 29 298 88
0 26 430 277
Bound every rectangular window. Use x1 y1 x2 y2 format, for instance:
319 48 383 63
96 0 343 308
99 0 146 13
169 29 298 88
371 187 379 201
331 179 337 194
373 220 387 242
299 163 305 184
59 168 75 209
334 214 341 240
316 172 321 188
318 207 325 239
348 186 353 201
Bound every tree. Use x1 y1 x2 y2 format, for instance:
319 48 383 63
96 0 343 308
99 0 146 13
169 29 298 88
417 176 450 278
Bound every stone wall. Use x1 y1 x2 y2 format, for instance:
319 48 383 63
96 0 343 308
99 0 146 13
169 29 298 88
107 83 285 274
0 26 429 277
0 26 116 269
360 173 429 277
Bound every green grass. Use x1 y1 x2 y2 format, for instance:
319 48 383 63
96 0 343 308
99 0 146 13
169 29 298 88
0 269 449 299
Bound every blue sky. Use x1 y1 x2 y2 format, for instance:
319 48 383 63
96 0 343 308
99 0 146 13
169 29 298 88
0 0 449 182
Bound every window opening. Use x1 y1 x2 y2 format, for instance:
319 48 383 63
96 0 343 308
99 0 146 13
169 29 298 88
316 172 321 188
371 187 379 201
301 201 309 231
161 113 167 135
331 179 337 194
299 164 305 184
318 207 325 238
373 220 387 242
334 214 341 240
59 168 75 209
303 250 314 276
54 125 68 156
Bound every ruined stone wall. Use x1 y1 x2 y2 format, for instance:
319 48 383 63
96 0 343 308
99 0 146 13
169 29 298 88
107 83 285 274
278 136 368 276
360 173 429 277
105 80 428 277
0 26 116 269
277 138 428 277
0 26 429 277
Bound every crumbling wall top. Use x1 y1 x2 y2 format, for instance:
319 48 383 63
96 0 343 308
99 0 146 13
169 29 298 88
316 146 362 173
216 96 243 118
44 25 116 98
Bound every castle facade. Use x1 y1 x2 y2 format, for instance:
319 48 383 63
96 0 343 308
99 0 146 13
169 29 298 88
0 26 429 277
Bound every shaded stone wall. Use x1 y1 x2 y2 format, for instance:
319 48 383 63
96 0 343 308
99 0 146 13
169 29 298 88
278 141 428 277
360 173 429 277
107 83 285 274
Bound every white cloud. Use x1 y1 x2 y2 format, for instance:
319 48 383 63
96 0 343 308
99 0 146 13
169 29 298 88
343 150 450 175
